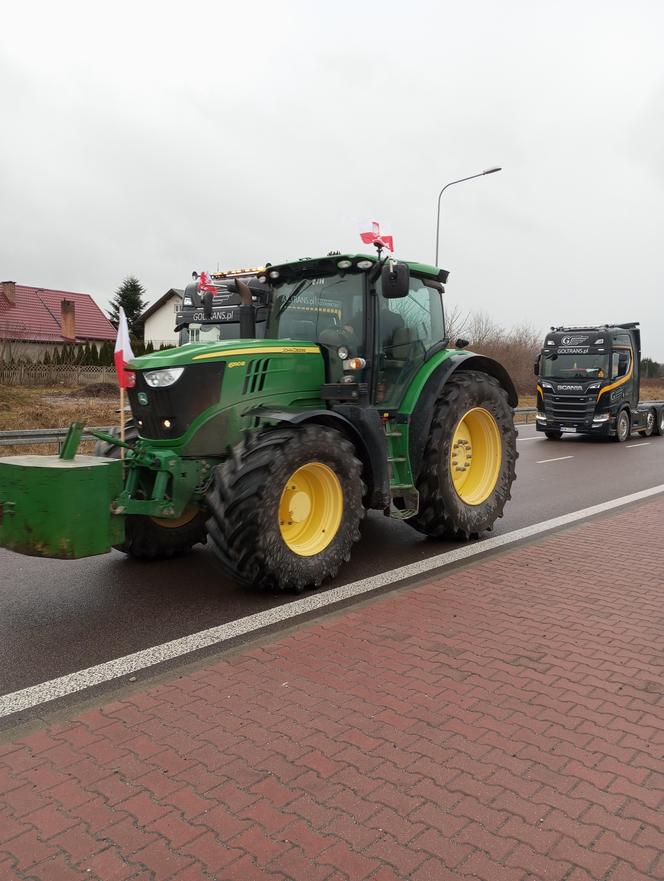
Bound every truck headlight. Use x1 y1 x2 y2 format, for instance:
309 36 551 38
143 367 185 388
592 413 610 423
536 413 546 422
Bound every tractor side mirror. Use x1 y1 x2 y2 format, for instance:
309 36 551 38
381 261 410 299
456 338 469 349
533 354 541 376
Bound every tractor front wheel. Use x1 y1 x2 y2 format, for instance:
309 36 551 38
205 425 365 592
95 424 207 560
407 370 517 540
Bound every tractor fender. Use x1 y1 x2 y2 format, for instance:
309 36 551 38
407 353 518 482
246 406 390 510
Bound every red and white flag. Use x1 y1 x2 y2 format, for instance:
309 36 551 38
198 271 217 294
114 307 136 389
359 220 394 252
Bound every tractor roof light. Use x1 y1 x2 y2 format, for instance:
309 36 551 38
356 260 373 270
268 270 280 280
337 345 349 360
337 259 352 270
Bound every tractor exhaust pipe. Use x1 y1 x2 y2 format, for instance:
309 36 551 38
235 279 256 339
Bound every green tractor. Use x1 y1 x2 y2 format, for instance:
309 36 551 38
0 251 518 592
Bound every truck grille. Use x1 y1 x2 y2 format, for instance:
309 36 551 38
544 394 596 424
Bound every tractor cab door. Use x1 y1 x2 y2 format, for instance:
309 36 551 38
375 276 445 406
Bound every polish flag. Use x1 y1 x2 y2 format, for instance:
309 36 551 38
359 220 394 252
198 271 217 294
114 307 136 389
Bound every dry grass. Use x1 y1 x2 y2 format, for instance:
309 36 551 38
0 386 121 456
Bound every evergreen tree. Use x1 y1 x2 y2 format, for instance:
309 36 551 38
42 349 51 366
107 276 148 333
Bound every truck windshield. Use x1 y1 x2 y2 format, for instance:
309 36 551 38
541 352 608 379
266 273 365 355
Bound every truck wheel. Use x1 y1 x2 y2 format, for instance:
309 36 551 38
96 424 207 559
206 425 365 592
614 409 631 443
644 410 656 438
544 430 563 440
656 409 664 437
407 370 517 540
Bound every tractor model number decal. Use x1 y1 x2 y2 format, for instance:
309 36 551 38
228 361 246 368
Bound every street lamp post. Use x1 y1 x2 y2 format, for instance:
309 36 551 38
435 166 502 266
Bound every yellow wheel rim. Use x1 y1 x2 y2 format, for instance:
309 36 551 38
450 407 502 506
279 463 343 556
151 507 199 529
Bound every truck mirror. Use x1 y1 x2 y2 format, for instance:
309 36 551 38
185 279 201 309
456 338 469 349
381 261 410 299
533 354 541 376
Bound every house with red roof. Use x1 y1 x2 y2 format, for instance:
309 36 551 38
0 280 116 362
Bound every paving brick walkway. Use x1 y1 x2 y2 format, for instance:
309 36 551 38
2 498 664 880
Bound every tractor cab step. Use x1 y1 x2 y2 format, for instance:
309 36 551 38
388 486 419 520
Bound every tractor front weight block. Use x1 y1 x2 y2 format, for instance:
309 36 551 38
0 454 125 559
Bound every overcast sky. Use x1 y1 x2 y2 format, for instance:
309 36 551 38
2 0 664 357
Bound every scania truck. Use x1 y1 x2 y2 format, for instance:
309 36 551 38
534 323 664 441
175 267 270 346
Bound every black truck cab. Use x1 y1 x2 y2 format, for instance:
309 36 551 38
535 323 664 441
175 268 271 346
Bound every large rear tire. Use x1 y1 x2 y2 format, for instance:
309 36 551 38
206 425 365 592
407 370 517 540
95 424 207 559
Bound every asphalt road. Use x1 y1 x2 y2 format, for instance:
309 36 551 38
1 423 663 699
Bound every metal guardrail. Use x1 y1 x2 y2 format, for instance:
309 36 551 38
0 427 112 451
0 410 539 449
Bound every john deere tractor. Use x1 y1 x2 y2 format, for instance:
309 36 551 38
0 251 518 592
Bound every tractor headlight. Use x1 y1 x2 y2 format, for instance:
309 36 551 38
337 345 349 360
143 367 185 388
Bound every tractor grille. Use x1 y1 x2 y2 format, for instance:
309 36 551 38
129 363 224 440
242 359 271 395
543 394 596 424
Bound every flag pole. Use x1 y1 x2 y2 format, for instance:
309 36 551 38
120 386 126 460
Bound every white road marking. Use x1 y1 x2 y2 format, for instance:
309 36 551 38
2 483 664 718
517 437 543 442
536 455 574 464
626 442 651 448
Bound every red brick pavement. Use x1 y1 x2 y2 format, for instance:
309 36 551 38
2 498 664 880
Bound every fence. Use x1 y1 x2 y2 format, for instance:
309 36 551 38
0 365 117 387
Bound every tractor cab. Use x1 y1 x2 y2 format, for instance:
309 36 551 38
261 253 448 406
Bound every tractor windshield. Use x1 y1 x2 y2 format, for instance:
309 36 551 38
266 273 365 357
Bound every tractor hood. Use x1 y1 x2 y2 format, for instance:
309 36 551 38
129 338 321 370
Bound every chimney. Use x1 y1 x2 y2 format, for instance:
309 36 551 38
1 281 16 304
61 299 76 341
